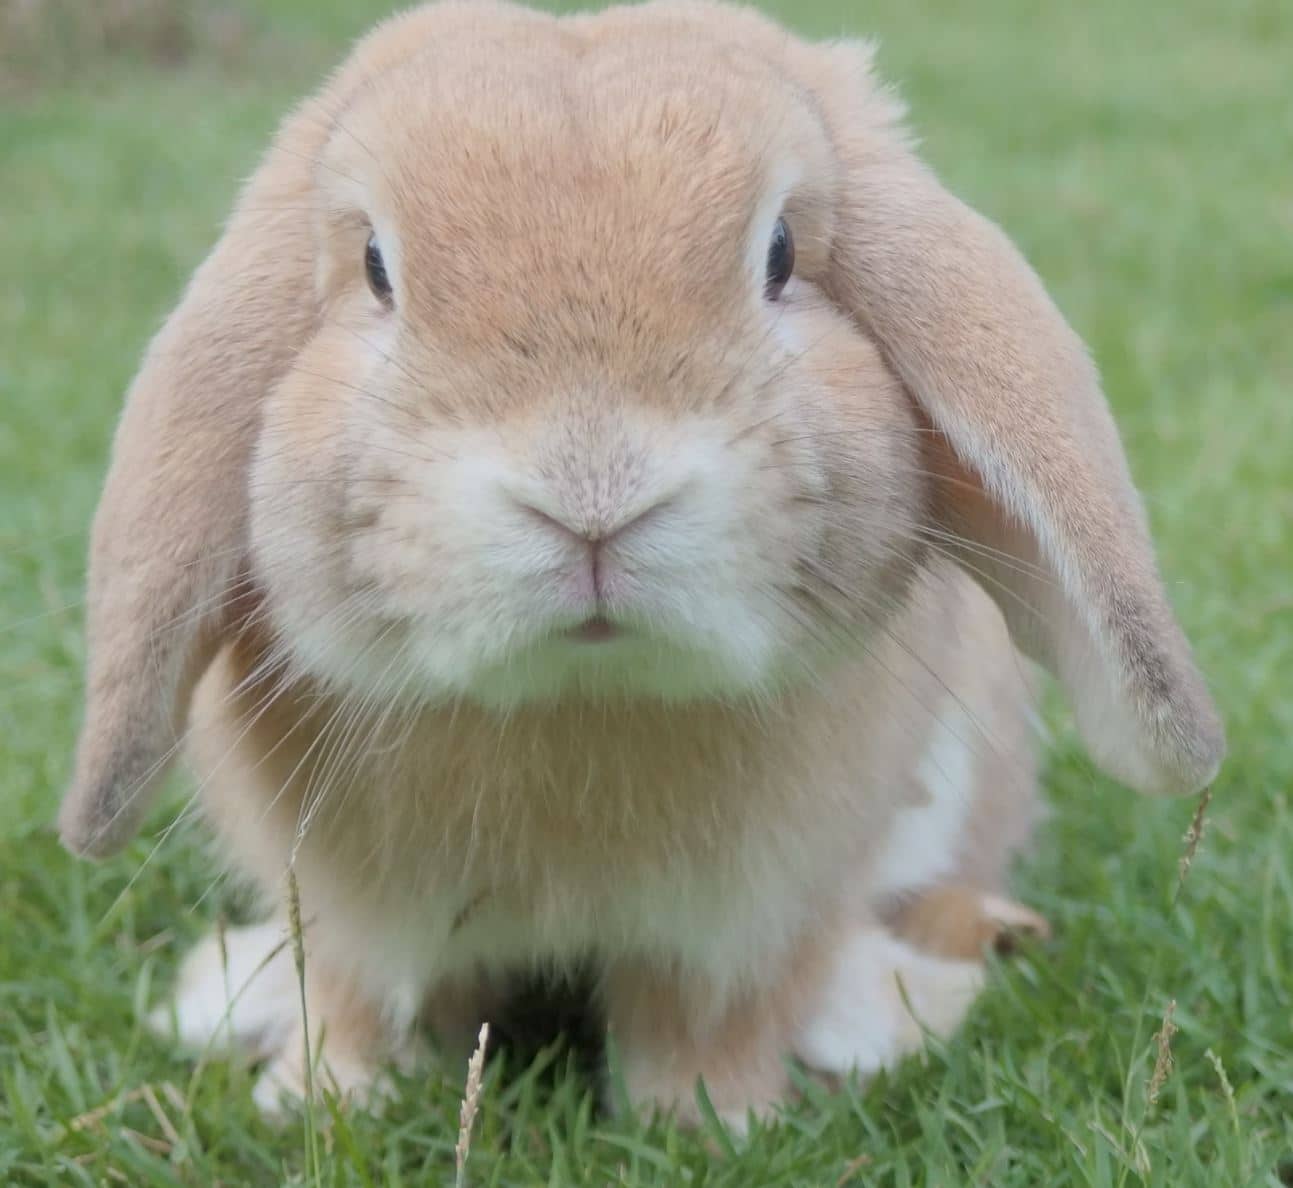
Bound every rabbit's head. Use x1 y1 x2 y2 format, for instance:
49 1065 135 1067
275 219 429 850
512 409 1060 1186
59 0 1223 858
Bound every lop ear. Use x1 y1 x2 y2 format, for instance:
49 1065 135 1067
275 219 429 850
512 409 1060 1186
56 110 327 857
806 42 1224 795
56 0 550 858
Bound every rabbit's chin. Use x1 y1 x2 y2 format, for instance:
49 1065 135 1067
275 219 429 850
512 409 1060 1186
459 630 783 708
276 603 799 709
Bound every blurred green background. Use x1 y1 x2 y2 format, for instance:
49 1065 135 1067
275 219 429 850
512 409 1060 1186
1 1 1290 1184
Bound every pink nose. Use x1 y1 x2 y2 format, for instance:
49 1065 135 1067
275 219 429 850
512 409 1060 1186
514 497 671 600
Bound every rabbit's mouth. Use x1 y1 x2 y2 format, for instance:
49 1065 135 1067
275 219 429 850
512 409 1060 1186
566 615 622 644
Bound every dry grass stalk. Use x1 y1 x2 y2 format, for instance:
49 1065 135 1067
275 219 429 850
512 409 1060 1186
287 868 322 1180
837 1153 874 1184
455 1022 491 1188
139 1081 183 1149
1204 1047 1240 1133
69 1086 147 1132
1175 786 1213 901
1146 998 1178 1106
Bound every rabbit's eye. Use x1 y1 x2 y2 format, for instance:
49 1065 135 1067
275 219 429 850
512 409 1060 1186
365 233 393 304
765 217 794 300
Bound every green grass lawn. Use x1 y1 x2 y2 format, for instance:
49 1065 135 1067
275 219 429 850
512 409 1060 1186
2 0 1291 1183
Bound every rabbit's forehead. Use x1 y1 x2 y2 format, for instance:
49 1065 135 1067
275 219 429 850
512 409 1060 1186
333 37 828 257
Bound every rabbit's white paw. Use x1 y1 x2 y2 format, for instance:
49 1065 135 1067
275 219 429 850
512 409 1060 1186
150 920 406 1121
794 927 984 1077
148 920 299 1058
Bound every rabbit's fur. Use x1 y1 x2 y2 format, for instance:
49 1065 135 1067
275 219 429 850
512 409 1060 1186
61 1 1222 1124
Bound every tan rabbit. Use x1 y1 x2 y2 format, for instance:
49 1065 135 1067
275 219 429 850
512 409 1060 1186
59 1 1223 1126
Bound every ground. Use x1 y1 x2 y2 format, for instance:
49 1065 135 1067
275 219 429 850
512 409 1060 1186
1 0 1291 1184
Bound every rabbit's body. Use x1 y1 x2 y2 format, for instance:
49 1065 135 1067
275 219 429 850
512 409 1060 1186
63 0 1221 1129
179 558 1038 1118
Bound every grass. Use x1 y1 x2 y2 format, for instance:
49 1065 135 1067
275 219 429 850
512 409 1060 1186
1 0 1291 1183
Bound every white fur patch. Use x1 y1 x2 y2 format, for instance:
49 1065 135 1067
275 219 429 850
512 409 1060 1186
793 927 984 1076
873 699 975 898
149 920 299 1058
151 919 417 1120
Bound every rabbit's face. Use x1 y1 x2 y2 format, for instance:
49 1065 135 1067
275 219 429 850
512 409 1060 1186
249 44 925 706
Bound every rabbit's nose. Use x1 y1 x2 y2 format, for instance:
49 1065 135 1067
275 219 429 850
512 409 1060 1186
511 495 673 550
507 490 679 604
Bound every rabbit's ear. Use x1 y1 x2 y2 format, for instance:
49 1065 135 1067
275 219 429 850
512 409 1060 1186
57 5 576 858
57 106 329 858
808 43 1223 795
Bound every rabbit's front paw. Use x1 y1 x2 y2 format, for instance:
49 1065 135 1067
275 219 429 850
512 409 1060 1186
150 918 407 1121
793 926 985 1079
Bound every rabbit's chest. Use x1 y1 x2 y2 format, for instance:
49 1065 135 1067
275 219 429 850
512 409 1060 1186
335 801 825 996
197 643 900 994
297 709 877 990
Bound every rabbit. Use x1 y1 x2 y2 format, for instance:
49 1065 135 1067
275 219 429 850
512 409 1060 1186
57 0 1224 1127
